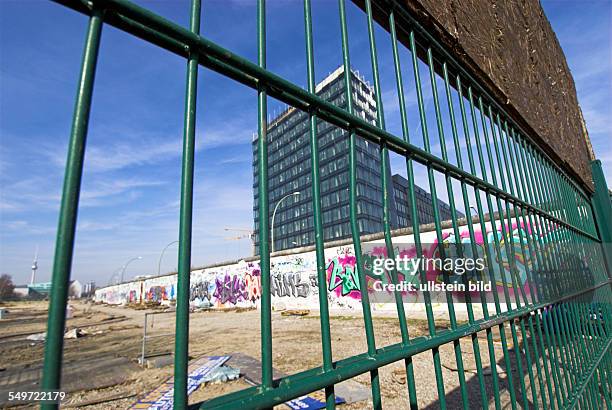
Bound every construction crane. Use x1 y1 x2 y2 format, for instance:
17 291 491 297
223 228 255 256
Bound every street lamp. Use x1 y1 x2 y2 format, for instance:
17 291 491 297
108 267 122 285
157 240 179 276
120 256 143 283
271 191 300 253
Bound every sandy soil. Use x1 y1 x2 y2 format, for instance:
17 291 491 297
1 300 551 409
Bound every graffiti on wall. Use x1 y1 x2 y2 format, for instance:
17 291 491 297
95 218 562 310
327 254 360 298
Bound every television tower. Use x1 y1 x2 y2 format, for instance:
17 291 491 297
30 245 38 285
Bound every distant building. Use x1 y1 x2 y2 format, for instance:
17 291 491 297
392 174 460 227
253 66 461 253
15 280 84 299
28 282 52 298
68 280 83 298
13 285 29 298
82 281 96 298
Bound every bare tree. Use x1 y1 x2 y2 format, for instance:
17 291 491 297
0 274 16 301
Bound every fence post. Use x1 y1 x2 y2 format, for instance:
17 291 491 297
41 9 103 407
173 0 201 407
141 313 148 367
590 159 612 274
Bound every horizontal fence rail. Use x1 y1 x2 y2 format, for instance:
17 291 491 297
42 0 611 409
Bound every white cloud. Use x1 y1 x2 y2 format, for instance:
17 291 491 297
579 89 612 137
1 219 56 235
0 175 167 214
0 197 23 212
80 178 166 207
0 177 62 212
218 155 251 165
42 116 255 174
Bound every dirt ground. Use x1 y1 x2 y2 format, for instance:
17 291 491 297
1 300 549 409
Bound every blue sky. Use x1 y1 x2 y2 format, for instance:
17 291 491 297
1 0 610 285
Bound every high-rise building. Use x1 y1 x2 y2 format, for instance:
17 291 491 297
253 66 460 253
391 174 459 227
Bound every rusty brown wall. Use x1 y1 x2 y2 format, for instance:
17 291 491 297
358 0 595 189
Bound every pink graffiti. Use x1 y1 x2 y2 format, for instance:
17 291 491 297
327 254 361 299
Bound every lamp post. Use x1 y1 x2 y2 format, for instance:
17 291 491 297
120 256 143 283
271 191 300 253
158 240 179 276
108 267 122 285
470 206 478 217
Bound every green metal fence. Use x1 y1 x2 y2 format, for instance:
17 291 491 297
42 0 611 409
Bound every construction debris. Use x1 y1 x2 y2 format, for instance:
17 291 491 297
281 309 310 316
391 368 406 384
201 365 240 384
65 392 137 408
24 328 87 341
225 353 360 407
130 356 231 409
64 328 87 339
66 305 75 319
140 353 174 369
25 332 46 341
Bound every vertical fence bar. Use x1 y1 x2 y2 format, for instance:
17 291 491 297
257 0 273 391
363 0 396 344
487 109 529 409
544 164 585 394
489 109 528 306
591 160 612 271
473 106 520 410
465 86 507 410
303 0 335 407
455 77 508 409
527 148 571 405
495 122 539 408
446 70 490 409
535 153 575 401
408 30 451 409
424 48 470 410
508 128 551 409
502 121 545 406
521 143 562 405
41 9 103 407
173 0 201 407
505 125 549 409
364 3 420 407
518 137 565 408
338 1 381 407
387 8 419 408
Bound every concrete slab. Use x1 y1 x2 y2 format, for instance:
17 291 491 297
0 354 139 407
139 353 174 369
226 352 369 405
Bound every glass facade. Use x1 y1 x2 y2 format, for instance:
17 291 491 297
253 67 458 253
392 174 462 227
